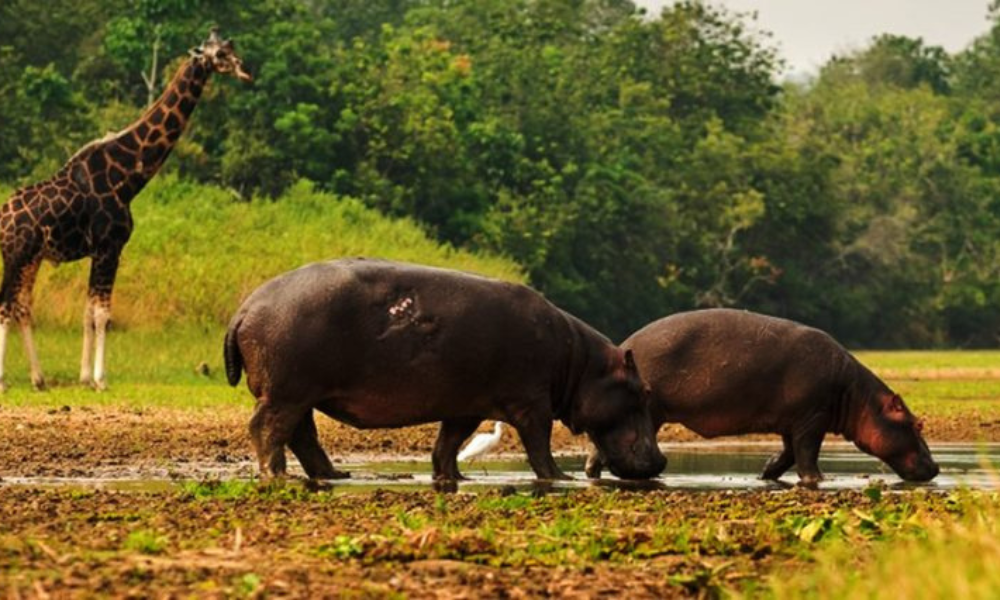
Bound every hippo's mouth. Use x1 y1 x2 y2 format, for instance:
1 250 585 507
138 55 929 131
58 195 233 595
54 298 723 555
604 451 667 480
892 451 940 482
898 462 939 482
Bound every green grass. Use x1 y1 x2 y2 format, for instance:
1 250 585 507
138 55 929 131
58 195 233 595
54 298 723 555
854 350 1000 371
849 351 1000 427
855 350 1000 371
3 175 523 329
891 379 1000 413
0 326 240 409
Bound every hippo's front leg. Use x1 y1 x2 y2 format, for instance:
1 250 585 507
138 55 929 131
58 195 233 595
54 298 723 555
433 417 482 481
792 425 826 487
288 411 350 480
510 410 570 480
760 434 795 480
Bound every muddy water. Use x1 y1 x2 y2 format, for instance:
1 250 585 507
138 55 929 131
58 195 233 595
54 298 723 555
3 442 997 493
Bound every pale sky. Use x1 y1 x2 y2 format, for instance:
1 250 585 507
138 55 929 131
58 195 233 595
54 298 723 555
633 0 994 75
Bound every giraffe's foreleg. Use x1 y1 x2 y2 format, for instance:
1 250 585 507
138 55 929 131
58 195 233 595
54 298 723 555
86 250 121 392
79 300 96 385
91 299 111 391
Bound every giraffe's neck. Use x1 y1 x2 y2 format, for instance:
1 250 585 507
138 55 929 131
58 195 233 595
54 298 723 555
63 57 213 204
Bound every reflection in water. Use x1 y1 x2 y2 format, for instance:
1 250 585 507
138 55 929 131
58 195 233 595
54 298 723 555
4 442 998 493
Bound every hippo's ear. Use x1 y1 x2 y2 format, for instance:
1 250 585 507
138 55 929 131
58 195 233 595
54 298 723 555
880 394 907 420
624 349 637 374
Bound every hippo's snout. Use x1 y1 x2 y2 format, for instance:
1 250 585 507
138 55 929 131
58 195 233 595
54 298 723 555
606 440 667 480
609 452 666 480
893 446 940 482
900 459 939 483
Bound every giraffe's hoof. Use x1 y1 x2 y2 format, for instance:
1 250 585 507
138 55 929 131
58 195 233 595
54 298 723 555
92 379 108 392
32 379 47 392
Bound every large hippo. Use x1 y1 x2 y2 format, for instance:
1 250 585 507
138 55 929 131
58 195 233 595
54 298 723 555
224 258 666 482
586 309 938 485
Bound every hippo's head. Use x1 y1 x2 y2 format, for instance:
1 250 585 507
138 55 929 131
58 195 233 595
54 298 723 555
571 348 666 480
855 392 938 482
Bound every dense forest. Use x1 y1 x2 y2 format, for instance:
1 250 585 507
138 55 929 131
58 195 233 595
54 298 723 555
2 0 1000 347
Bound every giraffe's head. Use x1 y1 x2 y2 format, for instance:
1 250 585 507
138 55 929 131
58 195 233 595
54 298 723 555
190 27 253 83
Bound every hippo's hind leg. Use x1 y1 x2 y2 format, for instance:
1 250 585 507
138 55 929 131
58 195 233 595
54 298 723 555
433 417 482 481
249 396 309 480
584 447 605 479
510 410 570 481
288 411 350 480
760 434 795 480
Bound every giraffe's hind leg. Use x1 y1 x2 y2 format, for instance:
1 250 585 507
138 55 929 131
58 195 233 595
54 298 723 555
0 254 18 392
0 318 9 393
1 257 46 391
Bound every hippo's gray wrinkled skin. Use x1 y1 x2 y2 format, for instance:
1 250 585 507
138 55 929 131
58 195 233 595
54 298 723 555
225 258 666 482
586 309 938 485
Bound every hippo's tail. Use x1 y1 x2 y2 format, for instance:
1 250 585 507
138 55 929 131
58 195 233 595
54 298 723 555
223 313 244 387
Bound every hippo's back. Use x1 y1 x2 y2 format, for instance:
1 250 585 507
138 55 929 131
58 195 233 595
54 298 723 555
227 258 571 411
624 309 852 436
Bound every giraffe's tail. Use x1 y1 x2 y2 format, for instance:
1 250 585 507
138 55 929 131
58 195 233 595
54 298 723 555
223 313 244 387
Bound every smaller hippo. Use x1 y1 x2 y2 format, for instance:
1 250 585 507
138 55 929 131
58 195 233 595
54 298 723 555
586 309 939 485
224 258 666 482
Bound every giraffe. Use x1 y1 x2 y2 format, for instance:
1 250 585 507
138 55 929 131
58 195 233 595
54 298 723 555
0 28 252 392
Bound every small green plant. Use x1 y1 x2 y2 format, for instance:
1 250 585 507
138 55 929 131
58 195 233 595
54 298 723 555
123 529 168 555
317 535 364 560
396 510 428 531
182 479 258 500
234 573 262 597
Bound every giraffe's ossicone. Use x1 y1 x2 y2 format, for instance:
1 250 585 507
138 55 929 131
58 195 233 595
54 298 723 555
0 28 252 392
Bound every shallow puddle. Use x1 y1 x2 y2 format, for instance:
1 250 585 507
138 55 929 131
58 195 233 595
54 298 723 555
3 441 997 493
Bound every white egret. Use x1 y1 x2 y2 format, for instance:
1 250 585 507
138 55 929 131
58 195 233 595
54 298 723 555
458 421 505 474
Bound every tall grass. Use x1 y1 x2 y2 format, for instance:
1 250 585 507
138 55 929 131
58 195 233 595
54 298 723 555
3 176 523 329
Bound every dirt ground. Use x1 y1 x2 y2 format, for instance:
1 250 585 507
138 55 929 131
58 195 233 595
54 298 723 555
0 402 996 480
1 483 949 598
1 402 998 597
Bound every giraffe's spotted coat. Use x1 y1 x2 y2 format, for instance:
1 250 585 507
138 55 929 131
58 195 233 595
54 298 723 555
0 29 251 390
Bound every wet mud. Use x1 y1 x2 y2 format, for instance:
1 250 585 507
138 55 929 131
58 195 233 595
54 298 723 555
0 404 996 481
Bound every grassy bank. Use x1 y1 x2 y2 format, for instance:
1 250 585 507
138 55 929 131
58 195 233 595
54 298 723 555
1 176 523 329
